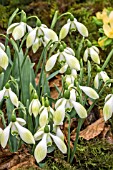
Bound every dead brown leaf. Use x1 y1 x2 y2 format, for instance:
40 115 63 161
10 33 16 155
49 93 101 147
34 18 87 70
71 117 105 141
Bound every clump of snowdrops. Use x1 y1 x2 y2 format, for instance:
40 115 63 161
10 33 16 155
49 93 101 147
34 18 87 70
0 9 112 165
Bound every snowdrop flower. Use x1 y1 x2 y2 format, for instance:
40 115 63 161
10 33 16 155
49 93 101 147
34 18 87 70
0 43 8 70
34 125 67 163
83 46 100 64
26 23 58 53
29 98 41 117
94 71 110 89
0 84 19 107
55 87 87 118
103 94 113 121
59 15 88 40
1 116 35 148
63 69 77 86
7 22 31 40
46 45 80 72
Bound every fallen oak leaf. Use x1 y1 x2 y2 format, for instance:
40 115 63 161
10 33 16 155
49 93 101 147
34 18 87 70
71 117 105 141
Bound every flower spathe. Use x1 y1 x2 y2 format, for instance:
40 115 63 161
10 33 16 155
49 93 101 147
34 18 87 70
45 47 80 72
59 18 88 40
34 125 67 163
83 46 100 64
1 117 35 148
103 94 113 121
0 87 19 107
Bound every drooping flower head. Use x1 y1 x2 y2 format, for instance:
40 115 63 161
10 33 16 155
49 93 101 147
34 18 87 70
26 19 58 53
1 115 35 148
59 14 88 40
0 83 19 107
46 45 80 73
34 125 67 163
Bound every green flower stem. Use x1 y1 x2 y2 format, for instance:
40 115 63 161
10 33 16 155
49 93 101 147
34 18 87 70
66 114 71 162
101 48 113 71
70 118 84 164
76 37 84 60
57 12 72 21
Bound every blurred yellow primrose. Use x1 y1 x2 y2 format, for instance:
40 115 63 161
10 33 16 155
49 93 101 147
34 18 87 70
0 43 8 70
45 46 80 73
34 125 67 163
59 17 88 40
83 46 100 64
7 22 32 40
96 9 113 39
26 24 58 53
0 117 35 148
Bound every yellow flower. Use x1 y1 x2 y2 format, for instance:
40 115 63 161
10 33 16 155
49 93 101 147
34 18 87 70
96 9 109 24
98 37 108 47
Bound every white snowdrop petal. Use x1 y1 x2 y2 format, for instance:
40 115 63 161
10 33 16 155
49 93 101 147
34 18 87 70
94 74 99 89
59 63 68 73
50 134 67 153
15 122 35 144
59 22 70 40
16 118 26 126
70 89 76 101
34 130 44 141
9 89 19 107
83 48 89 62
0 88 5 102
89 47 100 64
75 21 88 37
0 43 5 51
29 99 41 117
1 123 11 148
45 53 59 72
26 28 37 48
0 48 8 70
64 47 75 56
53 106 65 125
34 134 47 163
43 28 58 41
72 101 87 118
64 52 80 70
92 46 99 53
80 86 99 99
32 38 41 53
7 23 19 34
12 24 25 40
71 69 77 78
100 71 110 83
55 98 66 109
103 97 113 121
39 107 48 127
56 126 64 141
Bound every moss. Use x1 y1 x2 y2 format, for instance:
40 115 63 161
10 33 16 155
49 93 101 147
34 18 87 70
43 138 113 170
